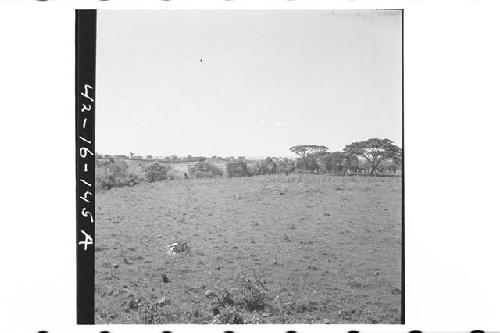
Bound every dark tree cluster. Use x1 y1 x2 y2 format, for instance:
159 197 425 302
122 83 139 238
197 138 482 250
188 161 224 179
290 138 401 175
343 138 401 175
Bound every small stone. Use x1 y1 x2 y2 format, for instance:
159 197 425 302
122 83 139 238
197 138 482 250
158 235 162 238
156 296 167 306
262 312 270 317
322 319 331 324
162 274 170 283
205 289 216 298
272 259 284 266
112 263 119 268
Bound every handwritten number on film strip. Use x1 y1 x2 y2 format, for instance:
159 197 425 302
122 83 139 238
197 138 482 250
79 84 94 251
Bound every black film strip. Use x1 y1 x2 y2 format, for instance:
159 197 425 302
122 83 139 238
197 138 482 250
76 9 97 325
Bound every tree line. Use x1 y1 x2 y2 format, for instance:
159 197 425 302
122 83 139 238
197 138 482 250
290 138 402 176
96 137 402 190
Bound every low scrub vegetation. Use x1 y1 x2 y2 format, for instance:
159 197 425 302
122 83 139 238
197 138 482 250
96 158 141 191
145 162 170 182
226 161 250 178
211 276 269 315
95 137 401 191
96 174 141 190
188 161 223 179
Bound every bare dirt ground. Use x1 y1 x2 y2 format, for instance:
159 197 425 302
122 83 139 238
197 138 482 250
95 174 402 324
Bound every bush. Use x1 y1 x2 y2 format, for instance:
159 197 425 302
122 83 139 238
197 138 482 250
95 158 141 190
276 158 295 174
96 158 129 178
237 276 268 311
96 175 115 191
107 159 129 177
188 162 223 179
246 158 294 176
138 302 178 324
145 162 169 182
226 161 249 178
96 174 140 191
296 156 319 172
257 157 277 175
211 275 269 316
246 164 260 177
214 306 244 324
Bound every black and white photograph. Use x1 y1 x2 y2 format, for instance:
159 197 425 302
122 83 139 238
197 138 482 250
4 0 500 332
93 10 403 324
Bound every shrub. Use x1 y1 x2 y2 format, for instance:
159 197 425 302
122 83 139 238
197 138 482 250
111 160 129 176
95 174 140 191
276 158 295 174
213 288 235 307
188 162 223 179
236 276 268 311
96 158 129 178
96 175 115 191
210 275 269 316
226 161 249 178
214 306 244 324
95 158 141 190
145 162 169 182
257 157 277 175
139 302 178 324
246 164 260 177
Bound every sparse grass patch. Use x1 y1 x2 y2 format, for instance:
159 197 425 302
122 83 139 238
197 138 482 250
96 175 402 324
213 306 245 324
208 275 271 323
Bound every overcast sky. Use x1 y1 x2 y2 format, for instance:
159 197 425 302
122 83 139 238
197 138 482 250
96 10 402 158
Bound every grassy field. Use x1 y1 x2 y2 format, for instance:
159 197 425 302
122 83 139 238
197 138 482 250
95 174 402 324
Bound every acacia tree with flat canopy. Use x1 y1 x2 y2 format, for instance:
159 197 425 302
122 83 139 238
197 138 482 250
289 145 329 171
289 145 329 158
343 138 401 175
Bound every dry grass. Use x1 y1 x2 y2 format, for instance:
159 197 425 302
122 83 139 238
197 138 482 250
95 174 402 324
